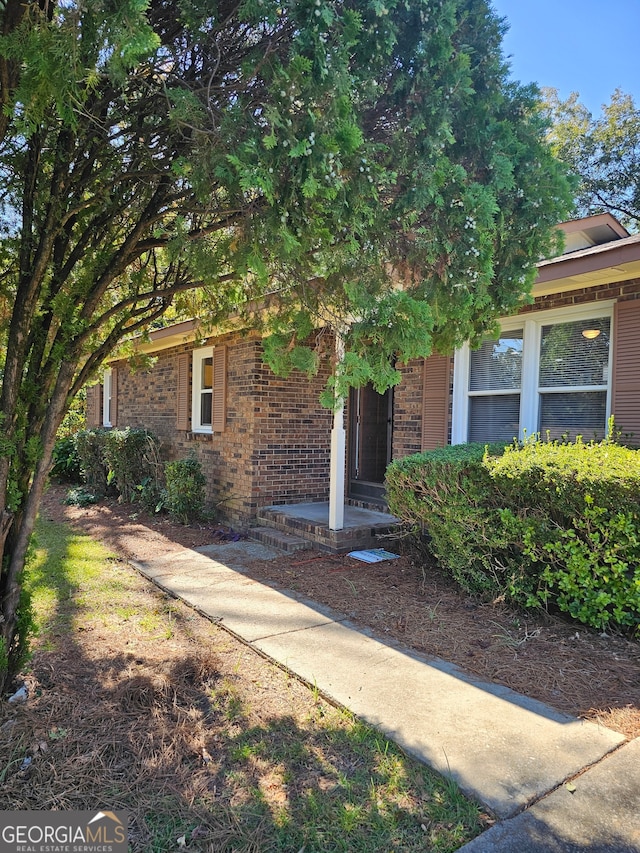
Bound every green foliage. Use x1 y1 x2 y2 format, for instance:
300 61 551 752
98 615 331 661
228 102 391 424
388 436 640 634
0 0 573 690
102 427 160 503
524 499 640 632
164 454 206 524
56 390 86 440
74 427 160 503
136 477 165 515
75 429 109 496
50 436 82 484
64 487 100 507
544 87 640 231
485 434 640 522
386 443 517 600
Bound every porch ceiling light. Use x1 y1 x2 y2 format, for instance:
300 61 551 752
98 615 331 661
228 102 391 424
581 328 601 340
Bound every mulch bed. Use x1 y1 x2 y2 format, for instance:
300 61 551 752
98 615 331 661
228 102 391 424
40 484 640 740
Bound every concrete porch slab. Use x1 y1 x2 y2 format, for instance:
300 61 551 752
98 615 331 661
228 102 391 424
256 502 400 552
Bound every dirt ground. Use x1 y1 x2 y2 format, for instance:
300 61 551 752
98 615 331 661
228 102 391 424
40 484 640 740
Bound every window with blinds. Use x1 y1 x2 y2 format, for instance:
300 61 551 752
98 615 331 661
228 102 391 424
457 311 612 445
468 331 523 442
102 367 117 427
200 356 213 427
538 317 610 440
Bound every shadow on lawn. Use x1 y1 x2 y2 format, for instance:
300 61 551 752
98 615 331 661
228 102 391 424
2 518 484 853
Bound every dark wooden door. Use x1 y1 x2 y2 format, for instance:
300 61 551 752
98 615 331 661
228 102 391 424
348 384 392 502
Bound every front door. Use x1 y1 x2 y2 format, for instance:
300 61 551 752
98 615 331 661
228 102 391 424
348 384 393 503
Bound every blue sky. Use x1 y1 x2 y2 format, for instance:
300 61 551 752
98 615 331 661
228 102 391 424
490 1 640 116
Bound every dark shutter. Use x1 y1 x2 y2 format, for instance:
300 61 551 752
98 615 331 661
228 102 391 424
212 345 227 433
611 299 640 444
421 354 451 450
176 352 190 430
85 385 101 427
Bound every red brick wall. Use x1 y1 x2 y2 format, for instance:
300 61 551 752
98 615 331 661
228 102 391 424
392 361 426 459
251 359 332 509
522 277 640 313
113 330 332 525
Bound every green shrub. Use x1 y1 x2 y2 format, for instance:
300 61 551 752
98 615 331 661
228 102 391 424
50 435 82 483
64 486 100 507
385 443 525 600
102 427 160 503
388 436 640 635
524 498 640 632
74 427 161 503
136 477 166 514
164 454 206 524
75 428 109 495
485 435 640 523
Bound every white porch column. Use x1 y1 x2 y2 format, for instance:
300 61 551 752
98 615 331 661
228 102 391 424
328 333 346 531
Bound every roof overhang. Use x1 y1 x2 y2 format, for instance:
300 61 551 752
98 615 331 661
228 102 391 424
130 319 201 354
556 212 629 243
533 234 640 296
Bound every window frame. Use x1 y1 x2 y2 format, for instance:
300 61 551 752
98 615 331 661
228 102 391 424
190 345 226 434
452 302 615 444
191 346 214 433
102 368 113 428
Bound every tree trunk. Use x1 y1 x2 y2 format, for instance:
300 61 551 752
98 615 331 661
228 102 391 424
0 364 71 693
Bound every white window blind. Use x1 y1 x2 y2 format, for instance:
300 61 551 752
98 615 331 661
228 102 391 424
469 332 523 391
538 318 610 440
468 331 523 442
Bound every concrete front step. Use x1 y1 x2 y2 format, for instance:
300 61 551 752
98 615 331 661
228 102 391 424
255 504 400 553
247 525 309 553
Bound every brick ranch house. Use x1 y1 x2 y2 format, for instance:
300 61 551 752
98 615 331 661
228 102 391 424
86 214 640 549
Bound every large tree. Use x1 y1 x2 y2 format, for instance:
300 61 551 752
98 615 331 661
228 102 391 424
543 87 640 232
0 0 571 689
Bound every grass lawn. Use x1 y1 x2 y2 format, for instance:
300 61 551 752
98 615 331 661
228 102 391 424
0 517 488 851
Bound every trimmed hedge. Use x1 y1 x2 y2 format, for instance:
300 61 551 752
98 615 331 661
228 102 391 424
386 437 640 634
386 443 523 600
486 438 640 522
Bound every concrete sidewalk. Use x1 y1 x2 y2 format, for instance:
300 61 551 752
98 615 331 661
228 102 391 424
132 541 640 852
